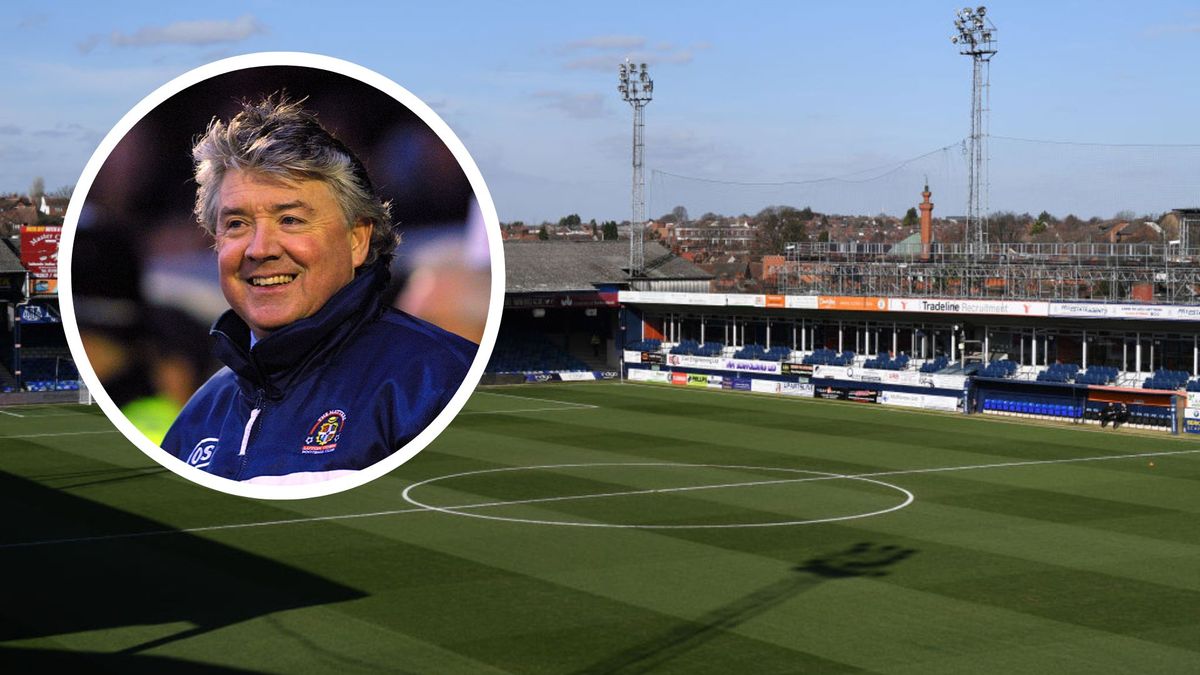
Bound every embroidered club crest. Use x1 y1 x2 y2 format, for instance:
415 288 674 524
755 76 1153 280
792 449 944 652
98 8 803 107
303 409 346 453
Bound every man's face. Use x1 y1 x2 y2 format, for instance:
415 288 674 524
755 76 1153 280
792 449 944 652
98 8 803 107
215 170 372 339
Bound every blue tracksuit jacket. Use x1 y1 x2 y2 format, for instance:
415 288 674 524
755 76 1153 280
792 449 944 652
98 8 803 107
161 262 477 484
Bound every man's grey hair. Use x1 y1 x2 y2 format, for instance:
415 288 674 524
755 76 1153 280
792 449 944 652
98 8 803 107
192 95 397 267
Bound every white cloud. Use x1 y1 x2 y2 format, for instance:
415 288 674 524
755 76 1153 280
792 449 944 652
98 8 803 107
30 123 99 143
81 15 265 52
534 91 608 119
561 36 708 71
597 127 746 172
21 61 188 95
563 35 646 51
18 13 48 29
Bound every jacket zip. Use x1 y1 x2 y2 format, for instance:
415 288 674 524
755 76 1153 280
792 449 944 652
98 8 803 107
234 390 266 480
239 407 261 456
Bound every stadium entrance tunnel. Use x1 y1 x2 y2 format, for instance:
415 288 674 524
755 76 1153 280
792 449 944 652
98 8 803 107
402 462 914 528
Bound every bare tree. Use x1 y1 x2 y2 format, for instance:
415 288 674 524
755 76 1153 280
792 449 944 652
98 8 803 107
987 211 1030 243
753 205 809 254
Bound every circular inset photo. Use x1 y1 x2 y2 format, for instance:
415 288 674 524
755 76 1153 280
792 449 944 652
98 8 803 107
61 53 503 499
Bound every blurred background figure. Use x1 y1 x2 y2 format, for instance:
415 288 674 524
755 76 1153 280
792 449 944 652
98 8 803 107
72 66 490 444
73 230 219 443
391 198 491 343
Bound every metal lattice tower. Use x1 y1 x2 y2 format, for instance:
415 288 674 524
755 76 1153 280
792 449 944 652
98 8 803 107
618 59 653 277
952 6 997 256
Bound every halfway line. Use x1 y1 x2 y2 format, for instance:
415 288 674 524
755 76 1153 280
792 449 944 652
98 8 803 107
474 390 597 409
0 430 121 440
6 445 1199 549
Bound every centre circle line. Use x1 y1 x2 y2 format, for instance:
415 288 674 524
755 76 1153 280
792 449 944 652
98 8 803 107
400 462 915 529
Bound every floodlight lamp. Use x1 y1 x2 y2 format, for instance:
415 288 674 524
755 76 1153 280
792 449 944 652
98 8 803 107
977 6 986 15
951 36 959 43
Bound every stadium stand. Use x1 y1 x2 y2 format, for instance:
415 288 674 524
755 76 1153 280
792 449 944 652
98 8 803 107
1074 366 1118 386
982 397 1083 419
1036 363 1081 383
919 356 950 373
669 339 725 357
626 339 662 352
802 348 855 366
733 344 792 361
976 359 1019 379
486 331 593 373
0 367 19 393
863 353 911 370
1143 369 1190 390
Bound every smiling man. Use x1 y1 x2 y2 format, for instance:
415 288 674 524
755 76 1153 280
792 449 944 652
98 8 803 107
160 96 477 485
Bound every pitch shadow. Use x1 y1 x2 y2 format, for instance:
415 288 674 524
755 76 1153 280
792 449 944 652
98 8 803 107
573 542 917 674
0 470 365 665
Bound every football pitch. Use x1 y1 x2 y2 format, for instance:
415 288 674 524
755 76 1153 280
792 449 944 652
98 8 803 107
3 382 1200 673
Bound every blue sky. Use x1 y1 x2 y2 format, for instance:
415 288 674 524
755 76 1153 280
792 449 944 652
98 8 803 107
2 1 1198 222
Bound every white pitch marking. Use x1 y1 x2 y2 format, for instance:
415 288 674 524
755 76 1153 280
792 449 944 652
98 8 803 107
0 410 24 418
0 408 93 417
0 507 432 550
0 430 120 440
7 446 1200 548
474 390 597 409
402 462 916 529
461 406 597 415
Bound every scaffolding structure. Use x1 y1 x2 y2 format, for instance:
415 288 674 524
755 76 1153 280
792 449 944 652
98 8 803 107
777 241 1200 304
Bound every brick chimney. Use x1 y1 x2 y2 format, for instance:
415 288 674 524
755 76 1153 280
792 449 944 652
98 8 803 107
919 183 934 261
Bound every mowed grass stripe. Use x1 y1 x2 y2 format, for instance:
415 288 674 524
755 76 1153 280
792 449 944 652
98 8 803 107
185 506 861 673
5 384 1200 672
444 385 1200 524
600 381 1197 454
461 383 1192 481
637 514 1200 668
742 580 1200 674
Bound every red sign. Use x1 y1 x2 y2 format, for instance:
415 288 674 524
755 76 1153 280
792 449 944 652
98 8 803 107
671 372 689 386
20 225 61 279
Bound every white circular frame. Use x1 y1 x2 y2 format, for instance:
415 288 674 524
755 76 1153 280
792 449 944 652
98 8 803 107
60 52 504 500
402 462 915 528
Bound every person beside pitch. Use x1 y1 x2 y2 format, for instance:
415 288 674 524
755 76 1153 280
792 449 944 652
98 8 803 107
161 96 476 484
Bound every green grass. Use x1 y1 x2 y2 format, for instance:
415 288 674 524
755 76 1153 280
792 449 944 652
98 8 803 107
2 383 1200 673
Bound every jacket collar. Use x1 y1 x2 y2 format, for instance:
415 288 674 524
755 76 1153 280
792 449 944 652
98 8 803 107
210 262 390 399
